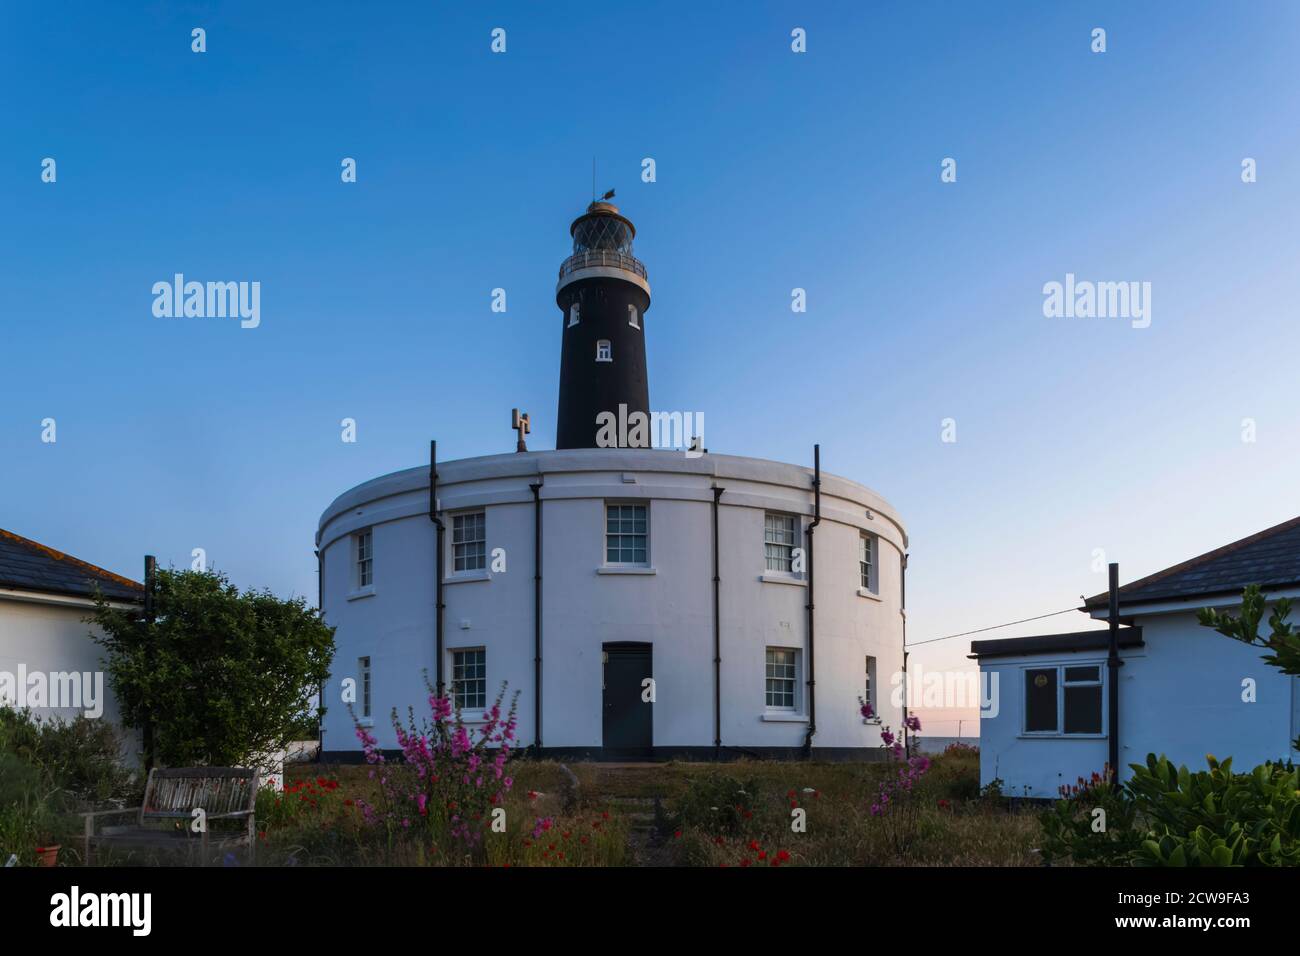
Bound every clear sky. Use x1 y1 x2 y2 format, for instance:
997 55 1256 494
4 2 1299 737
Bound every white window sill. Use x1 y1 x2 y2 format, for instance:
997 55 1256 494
761 712 809 723
347 586 376 602
597 566 656 575
857 587 882 602
444 569 491 584
760 572 806 587
861 717 882 725
356 716 375 728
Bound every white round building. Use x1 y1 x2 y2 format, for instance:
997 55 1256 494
317 203 909 760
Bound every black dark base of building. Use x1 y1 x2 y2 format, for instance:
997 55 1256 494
320 745 895 764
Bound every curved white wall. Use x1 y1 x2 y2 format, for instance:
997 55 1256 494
317 449 908 757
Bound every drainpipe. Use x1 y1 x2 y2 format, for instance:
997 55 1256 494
530 479 544 750
430 441 446 695
802 445 821 757
711 485 724 758
901 552 909 758
142 554 156 773
316 548 324 761
1107 562 1123 784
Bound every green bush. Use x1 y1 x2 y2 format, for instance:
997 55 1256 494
1039 772 1143 866
1040 754 1300 867
0 705 137 804
1128 754 1300 867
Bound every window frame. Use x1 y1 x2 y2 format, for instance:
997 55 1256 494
568 302 580 327
358 655 372 719
763 512 799 574
450 647 487 713
859 533 875 591
355 529 373 589
863 655 878 722
1020 661 1106 738
451 510 487 573
596 339 612 362
604 502 649 567
765 646 800 712
628 303 640 329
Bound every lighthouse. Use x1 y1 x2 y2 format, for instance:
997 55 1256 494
554 201 651 449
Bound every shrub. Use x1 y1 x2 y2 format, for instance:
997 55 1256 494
0 705 137 804
1040 754 1300 867
1128 754 1300 867
1039 768 1142 866
91 567 334 768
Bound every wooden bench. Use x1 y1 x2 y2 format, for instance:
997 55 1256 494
82 767 259 866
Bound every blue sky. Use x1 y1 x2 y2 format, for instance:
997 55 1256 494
3 2 1299 733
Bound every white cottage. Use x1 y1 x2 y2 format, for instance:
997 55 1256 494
973 517 1300 798
0 528 141 725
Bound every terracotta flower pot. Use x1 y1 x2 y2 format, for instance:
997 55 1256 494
35 845 60 867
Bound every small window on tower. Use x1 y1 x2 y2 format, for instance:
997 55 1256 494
568 302 580 327
596 339 612 362
628 304 640 329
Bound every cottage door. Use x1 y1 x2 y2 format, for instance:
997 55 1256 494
602 642 653 757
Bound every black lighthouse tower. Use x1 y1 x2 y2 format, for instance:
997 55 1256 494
555 201 651 449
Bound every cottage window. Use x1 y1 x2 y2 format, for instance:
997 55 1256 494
864 655 877 717
452 648 486 711
764 513 797 572
359 656 372 718
453 512 487 572
766 647 798 710
355 530 373 588
1024 664 1103 735
859 534 874 590
606 503 648 565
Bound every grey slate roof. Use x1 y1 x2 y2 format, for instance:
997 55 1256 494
0 528 142 602
1084 515 1300 611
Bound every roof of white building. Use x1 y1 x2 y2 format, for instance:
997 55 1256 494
1083 514 1300 611
0 528 142 602
318 447 906 546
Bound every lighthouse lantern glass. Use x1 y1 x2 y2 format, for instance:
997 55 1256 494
573 216 633 256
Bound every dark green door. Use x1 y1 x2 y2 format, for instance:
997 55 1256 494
602 642 652 756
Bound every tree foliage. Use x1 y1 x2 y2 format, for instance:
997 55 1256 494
1197 584 1300 750
91 568 334 768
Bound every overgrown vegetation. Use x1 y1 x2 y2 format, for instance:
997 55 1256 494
0 705 140 864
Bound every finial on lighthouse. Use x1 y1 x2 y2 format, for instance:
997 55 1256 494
512 408 530 453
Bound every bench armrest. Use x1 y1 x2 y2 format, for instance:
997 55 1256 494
206 810 255 820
